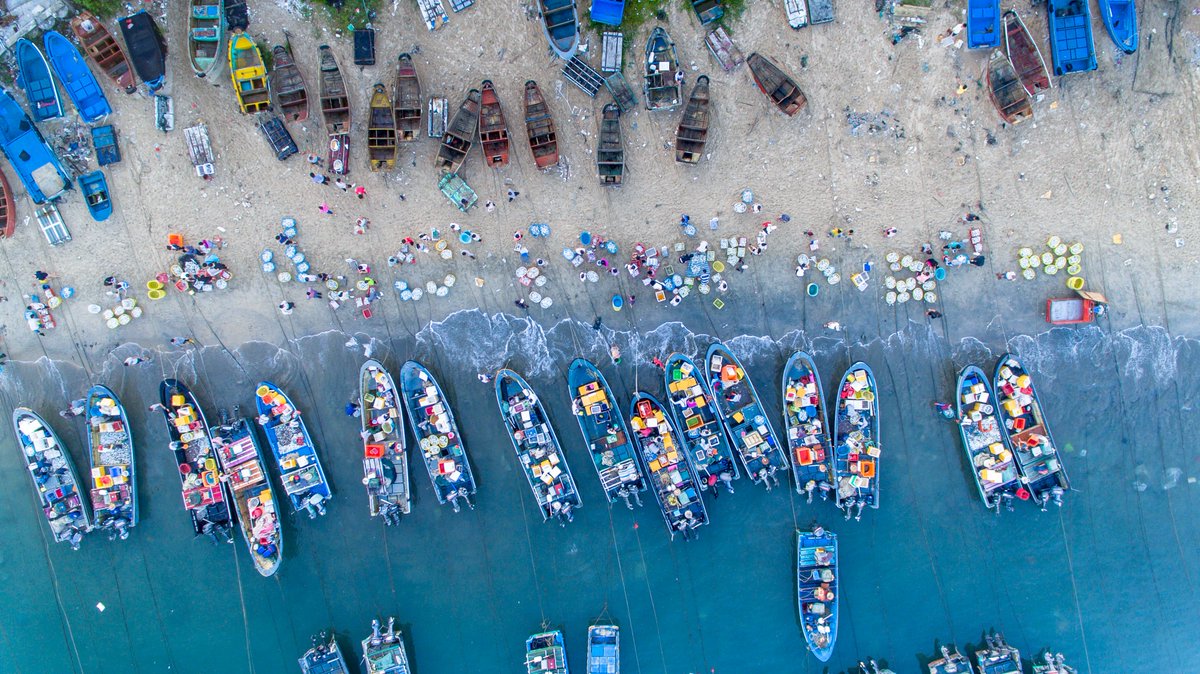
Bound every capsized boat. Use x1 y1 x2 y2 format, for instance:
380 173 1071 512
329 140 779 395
435 88 480 173
966 0 1001 49
360 359 410 524
832 362 881 519
362 617 411 674
1032 652 1078 674
796 527 838 661
587 625 619 673
79 171 112 222
15 39 62 122
300 633 349 674
393 54 422 142
985 50 1032 125
188 0 224 77
367 84 397 171
399 360 476 511
1003 11 1052 96
663 352 740 495
1046 0 1097 76
928 645 975 674
0 87 71 204
526 630 568 674
706 342 789 488
523 80 558 169
157 379 234 542
629 392 708 539
597 103 624 186
993 353 1070 508
83 385 136 539
747 52 807 116
230 33 270 114
568 358 646 508
254 381 332 518
71 12 137 94
44 31 112 123
479 80 510 168
0 166 14 238
496 368 581 525
13 407 90 549
272 43 309 122
120 11 167 91
974 633 1021 674
537 0 579 60
319 45 351 172
211 410 282 577
956 365 1022 512
675 75 710 164
643 27 681 111
782 352 834 502
1098 0 1137 53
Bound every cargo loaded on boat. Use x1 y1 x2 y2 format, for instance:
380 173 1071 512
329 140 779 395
399 360 476 511
211 410 282 576
158 379 233 542
707 342 789 488
360 360 411 524
13 407 91 549
664 353 740 495
956 365 1022 512
782 352 834 502
796 527 838 661
526 631 568 674
568 358 646 508
255 381 332 518
993 354 1069 508
832 363 881 520
629 392 708 540
587 625 619 673
83 385 137 540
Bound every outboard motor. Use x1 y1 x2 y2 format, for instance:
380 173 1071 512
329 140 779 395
1050 486 1064 507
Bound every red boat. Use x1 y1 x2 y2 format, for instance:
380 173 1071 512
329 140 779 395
0 166 14 238
986 50 1033 125
747 53 806 117
1003 11 1052 96
523 80 558 169
478 80 510 168
70 11 137 94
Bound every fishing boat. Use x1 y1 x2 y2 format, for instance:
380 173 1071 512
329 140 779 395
272 43 309 122
1046 0 1097 76
319 45 351 173
985 50 1033 125
831 363 881 519
663 352 740 495
188 0 224 77
229 33 270 114
674 75 710 164
211 410 282 576
81 386 135 541
300 633 349 674
747 53 807 116
393 54 422 142
496 368 581 525
362 617 411 673
974 633 1021 674
526 631 568 674
928 645 975 674
43 31 112 123
478 80 510 168
399 360 476 511
629 392 708 538
79 171 112 222
1098 0 1137 53
993 354 1070 508
523 80 558 169
13 407 90 549
1032 652 1077 673
0 166 14 238
706 342 789 488
796 527 838 661
157 379 234 542
967 0 1001 48
785 0 809 28
435 89 481 173
0 88 71 204
1003 11 1052 96
15 39 62 122
782 352 834 502
956 365 1022 512
568 358 646 508
254 381 333 518
367 84 397 171
120 11 167 91
597 103 624 186
70 12 137 94
536 0 579 60
587 625 619 674
643 27 681 111
360 360 410 524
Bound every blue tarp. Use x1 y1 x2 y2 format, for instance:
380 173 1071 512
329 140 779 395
590 0 624 26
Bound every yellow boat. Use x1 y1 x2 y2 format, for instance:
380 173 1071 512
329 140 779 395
366 83 396 171
229 32 270 114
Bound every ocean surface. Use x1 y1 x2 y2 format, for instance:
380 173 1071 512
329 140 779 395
1 311 1197 673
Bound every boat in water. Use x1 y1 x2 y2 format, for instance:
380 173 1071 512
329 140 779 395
747 52 807 116
993 354 1070 508
479 80 510 168
120 11 167 91
272 43 309 122
71 12 137 94
362 617 411 673
536 0 579 59
15 39 62 122
974 633 1021 674
796 527 838 661
568 358 646 508
254 381 332 518
985 50 1032 125
597 103 624 186
435 89 481 173
187 0 224 77
1003 11 1052 96
211 410 282 576
526 630 568 674
706 342 789 488
360 360 411 524
230 32 271 114
0 86 71 204
928 645 975 674
318 45 351 173
83 385 136 540
367 84 397 171
782 352 834 502
675 75 710 164
586 625 619 673
496 368 581 525
79 171 112 222
1046 0 1097 76
663 352 740 495
1032 652 1077 673
399 360 476 511
1098 0 1137 52
643 27 681 111
832 363 881 519
13 407 90 549
629 392 709 539
393 54 422 142
158 379 234 542
300 633 349 674
956 365 1022 512
966 0 1001 48
44 31 112 122
523 80 558 169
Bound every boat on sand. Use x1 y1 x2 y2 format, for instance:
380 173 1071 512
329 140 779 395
523 80 558 169
747 52 806 116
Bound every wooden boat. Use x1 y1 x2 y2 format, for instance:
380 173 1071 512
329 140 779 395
15 39 62 122
70 12 137 94
14 407 90 549
568 358 646 508
435 89 481 173
629 392 708 539
367 84 397 171
318 45 350 173
796 527 838 661
966 0 1001 49
663 352 741 495
188 0 223 77
398 360 476 511
705 26 744 71
782 352 834 502
523 80 558 169
586 625 619 673
272 43 309 122
597 103 624 186
956 365 1022 512
993 354 1070 508
974 633 1021 673
79 171 113 222
691 0 724 24
985 50 1032 125
43 31 112 123
1098 0 1137 53
526 631 568 674
393 54 422 142
254 381 333 518
211 411 282 576
1046 0 1097 76
537 0 579 60
785 0 809 28
495 368 581 525
831 362 881 519
359 360 410 524
0 88 70 204
299 634 349 674
706 342 789 488
478 80 510 168
229 33 270 114
675 75 710 164
0 166 15 238
363 618 411 674
928 645 975 674
747 53 807 116
157 379 234 542
1032 652 1077 674
643 27 681 111
1003 11 1052 96
120 11 167 92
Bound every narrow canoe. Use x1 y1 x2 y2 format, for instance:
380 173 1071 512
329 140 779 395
831 362 882 518
1003 11 1052 96
393 54 422 142
398 360 477 510
367 84 397 171
643 27 681 111
254 381 333 518
230 32 270 114
44 31 112 123
675 75 710 164
360 359 410 523
523 80 558 169
188 0 224 77
663 352 741 494
119 11 167 92
782 352 835 501
567 358 647 507
956 365 1023 512
985 49 1033 125
629 392 709 539
157 379 234 541
993 354 1070 507
747 52 806 116
1097 0 1137 53
597 103 623 186
79 170 113 222
14 407 91 549
435 89 481 173
496 368 581 524
70 12 137 94
706 342 789 488
272 43 309 122
537 0 579 59
796 527 838 661
211 413 282 576
15 39 62 122
479 80 510 168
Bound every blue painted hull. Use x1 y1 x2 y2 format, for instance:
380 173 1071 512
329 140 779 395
15 39 62 121
0 87 71 204
590 0 624 25
966 0 1001 48
44 31 112 123
567 358 647 504
255 381 333 516
79 171 112 222
1046 0 1097 75
537 0 578 59
1097 0 1138 53
796 529 838 661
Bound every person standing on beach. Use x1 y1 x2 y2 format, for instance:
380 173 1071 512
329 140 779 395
354 185 367 199
279 301 295 315
310 172 328 186
335 178 349 192
507 189 519 202
318 203 333 215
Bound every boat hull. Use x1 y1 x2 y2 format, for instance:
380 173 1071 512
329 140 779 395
318 44 351 173
71 12 137 94
79 171 113 222
15 39 62 121
120 11 167 91
230 33 271 114
568 358 647 504
158 379 234 538
832 362 881 513
1003 11 1052 96
643 27 681 111
986 49 1033 125
629 392 709 537
992 354 1070 506
956 365 1023 510
44 31 112 123
1046 0 1097 76
0 166 15 238
706 342 789 486
360 360 410 521
254 381 333 517
436 89 481 173
782 352 834 499
796 528 838 661
367 84 397 171
478 80 510 168
394 54 422 142
537 0 579 59
1098 0 1138 53
523 80 558 169
188 0 225 77
747 52 806 116
14 407 91 548
0 87 72 204
272 45 309 122
597 103 623 185
663 352 741 490
211 415 282 576
967 0 1002 48
398 360 477 508
675 75 710 164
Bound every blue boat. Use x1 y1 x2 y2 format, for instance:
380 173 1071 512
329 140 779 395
1046 0 1097 76
359 360 411 524
974 632 1022 674
254 381 332 518
629 392 708 539
590 0 624 25
663 352 741 495
83 385 137 539
993 354 1070 508
586 625 619 674
13 407 91 549
956 365 1022 512
831 362 881 519
526 630 568 674
928 645 973 674
43 31 112 123
79 171 112 222
157 379 234 542
966 0 1001 49
1097 0 1137 53
399 360 477 511
0 87 71 204
14 39 62 121
782 352 834 503
299 633 349 674
567 358 647 508
796 527 838 662
705 342 789 488
120 11 167 91
536 0 579 60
